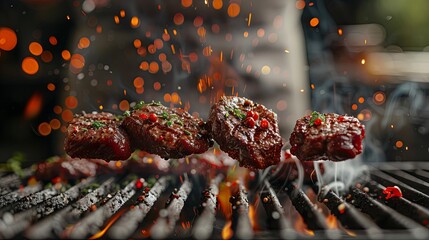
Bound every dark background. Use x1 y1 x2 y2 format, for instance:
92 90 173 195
1 0 428 166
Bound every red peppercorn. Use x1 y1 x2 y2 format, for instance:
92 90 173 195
148 113 158 122
139 113 148 120
260 119 269 129
245 117 255 128
252 112 259 120
135 178 144 189
383 186 402 200
51 176 62 184
246 110 254 118
314 118 322 126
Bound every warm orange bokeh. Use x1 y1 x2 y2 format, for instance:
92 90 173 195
24 92 43 119
0 27 17 51
227 3 240 18
22 57 39 75
29 42 43 56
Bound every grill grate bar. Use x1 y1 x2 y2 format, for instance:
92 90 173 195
24 177 117 239
0 183 42 209
370 170 429 208
348 187 429 239
192 174 223 240
384 170 429 193
67 178 137 239
318 187 383 238
0 177 95 239
286 183 328 231
410 170 429 182
150 178 192 239
1 185 63 215
229 180 254 240
108 176 169 239
260 180 297 239
360 179 429 228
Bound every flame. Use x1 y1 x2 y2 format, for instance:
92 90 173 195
293 214 314 236
221 220 233 240
218 183 232 218
344 229 357 237
326 214 339 229
248 205 260 231
88 207 128 239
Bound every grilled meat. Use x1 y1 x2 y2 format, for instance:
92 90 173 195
64 112 132 161
207 96 283 169
121 101 213 159
289 112 365 161
34 156 99 181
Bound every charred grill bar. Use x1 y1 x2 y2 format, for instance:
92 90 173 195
1 162 429 239
150 178 193 239
229 180 254 239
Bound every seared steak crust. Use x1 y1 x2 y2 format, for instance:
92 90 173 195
207 96 283 169
289 112 365 161
64 112 132 161
121 102 212 159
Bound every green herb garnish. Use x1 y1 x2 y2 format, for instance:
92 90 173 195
184 130 191 135
166 121 173 126
146 177 157 187
147 100 162 106
233 108 246 120
133 101 146 110
160 111 169 120
224 106 246 120
0 152 26 177
309 111 325 126
123 110 131 117
81 127 88 132
92 121 106 129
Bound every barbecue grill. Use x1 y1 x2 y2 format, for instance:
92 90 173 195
1 159 429 239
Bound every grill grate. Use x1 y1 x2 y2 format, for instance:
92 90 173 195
1 162 429 239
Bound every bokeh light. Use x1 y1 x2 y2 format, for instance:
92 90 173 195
0 27 17 51
22 57 39 75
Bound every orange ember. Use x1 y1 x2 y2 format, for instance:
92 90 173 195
310 17 319 27
182 0 192 8
38 122 51 136
29 42 43 56
227 3 240 17
119 100 130 111
78 37 90 49
0 27 17 51
61 50 71 60
22 57 39 75
174 13 185 25
61 109 74 122
49 36 58 45
24 92 43 119
213 0 223 10
70 54 85 73
65 96 78 109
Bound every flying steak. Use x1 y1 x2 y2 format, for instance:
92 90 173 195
207 96 283 169
64 112 132 161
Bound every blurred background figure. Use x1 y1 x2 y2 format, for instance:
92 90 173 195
0 0 428 166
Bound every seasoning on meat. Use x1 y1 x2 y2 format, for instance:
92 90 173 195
289 111 365 162
121 101 213 159
64 112 132 161
207 96 283 169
